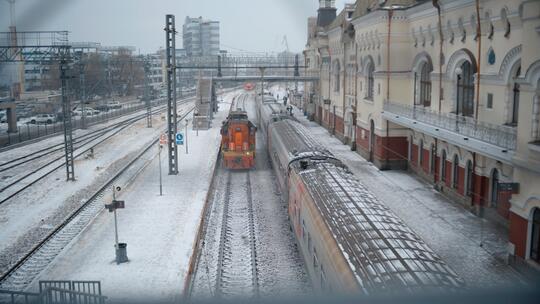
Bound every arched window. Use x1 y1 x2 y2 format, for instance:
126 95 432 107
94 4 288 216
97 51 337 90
511 66 521 125
501 8 511 38
366 61 375 100
420 62 433 107
457 61 475 117
466 160 474 197
491 169 499 206
452 155 459 189
533 82 540 143
441 150 447 182
531 208 540 262
334 61 341 92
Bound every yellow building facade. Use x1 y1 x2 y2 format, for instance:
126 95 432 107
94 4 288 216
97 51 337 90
304 0 540 269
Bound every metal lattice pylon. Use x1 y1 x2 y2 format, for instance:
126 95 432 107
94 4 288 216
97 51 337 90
143 59 152 128
60 49 75 181
0 30 76 181
165 15 178 175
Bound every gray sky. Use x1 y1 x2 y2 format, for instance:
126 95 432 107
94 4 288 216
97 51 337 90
0 0 348 54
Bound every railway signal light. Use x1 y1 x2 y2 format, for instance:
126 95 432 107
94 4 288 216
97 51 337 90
105 200 125 212
105 185 128 264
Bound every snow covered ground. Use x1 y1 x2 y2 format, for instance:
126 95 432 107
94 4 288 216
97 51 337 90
0 101 194 275
278 94 527 288
190 93 310 299
25 92 236 302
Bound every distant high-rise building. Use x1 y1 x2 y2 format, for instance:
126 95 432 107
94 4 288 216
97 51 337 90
182 16 220 57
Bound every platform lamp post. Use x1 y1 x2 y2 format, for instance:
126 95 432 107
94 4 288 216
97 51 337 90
185 119 189 154
105 186 127 264
158 135 166 196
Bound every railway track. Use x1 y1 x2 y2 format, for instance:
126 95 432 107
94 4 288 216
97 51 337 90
0 106 196 291
0 100 193 206
0 103 169 173
214 169 259 298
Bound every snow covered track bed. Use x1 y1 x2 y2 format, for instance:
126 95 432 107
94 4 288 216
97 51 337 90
215 169 259 298
0 106 195 292
189 92 310 301
0 103 174 205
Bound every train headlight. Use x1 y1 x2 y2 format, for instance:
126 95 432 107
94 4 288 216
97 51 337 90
246 152 251 156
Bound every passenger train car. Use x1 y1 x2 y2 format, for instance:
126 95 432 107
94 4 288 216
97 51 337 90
258 100 464 294
220 95 256 169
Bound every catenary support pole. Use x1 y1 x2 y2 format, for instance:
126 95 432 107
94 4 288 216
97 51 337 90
165 14 178 175
60 49 75 181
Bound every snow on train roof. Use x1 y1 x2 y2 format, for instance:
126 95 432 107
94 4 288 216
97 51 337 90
271 119 331 158
296 161 465 293
262 101 286 114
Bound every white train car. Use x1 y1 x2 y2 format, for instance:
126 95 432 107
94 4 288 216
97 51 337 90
262 109 464 294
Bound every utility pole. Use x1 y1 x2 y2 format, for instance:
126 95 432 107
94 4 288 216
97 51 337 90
185 119 189 154
143 58 152 128
78 54 87 129
165 14 178 175
259 67 265 104
60 50 75 181
159 145 163 196
107 57 113 98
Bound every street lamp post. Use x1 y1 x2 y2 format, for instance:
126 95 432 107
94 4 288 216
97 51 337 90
158 145 163 196
185 119 189 154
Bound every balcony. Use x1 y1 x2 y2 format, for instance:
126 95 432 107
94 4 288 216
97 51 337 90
383 101 517 161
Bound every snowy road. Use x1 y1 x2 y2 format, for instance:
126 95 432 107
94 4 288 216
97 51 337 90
189 93 310 300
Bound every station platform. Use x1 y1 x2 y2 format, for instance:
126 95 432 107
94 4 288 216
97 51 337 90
27 94 231 302
286 103 527 288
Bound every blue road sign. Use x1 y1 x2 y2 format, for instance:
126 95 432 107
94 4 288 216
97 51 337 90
175 133 184 145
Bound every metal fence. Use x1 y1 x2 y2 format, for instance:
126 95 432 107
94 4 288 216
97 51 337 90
0 280 105 304
0 98 167 148
383 101 517 150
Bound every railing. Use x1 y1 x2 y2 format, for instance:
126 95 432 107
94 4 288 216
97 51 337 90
0 287 106 304
0 31 69 47
0 280 106 304
383 101 517 150
0 97 172 148
41 287 106 304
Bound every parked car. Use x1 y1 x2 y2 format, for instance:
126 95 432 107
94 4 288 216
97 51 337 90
107 101 122 110
30 114 57 124
94 104 110 112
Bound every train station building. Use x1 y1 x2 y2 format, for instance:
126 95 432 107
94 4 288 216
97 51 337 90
303 0 540 271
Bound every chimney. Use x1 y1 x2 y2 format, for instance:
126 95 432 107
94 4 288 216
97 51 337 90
317 0 337 27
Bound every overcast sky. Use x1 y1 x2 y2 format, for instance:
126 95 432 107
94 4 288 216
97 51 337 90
0 0 348 54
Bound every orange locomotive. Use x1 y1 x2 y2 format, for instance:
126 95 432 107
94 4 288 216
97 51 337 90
220 110 256 169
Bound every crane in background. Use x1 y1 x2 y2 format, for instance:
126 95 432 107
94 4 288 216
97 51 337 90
4 0 24 98
5 0 16 27
282 35 290 53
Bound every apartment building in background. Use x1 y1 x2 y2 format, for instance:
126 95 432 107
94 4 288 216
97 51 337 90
183 16 220 57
